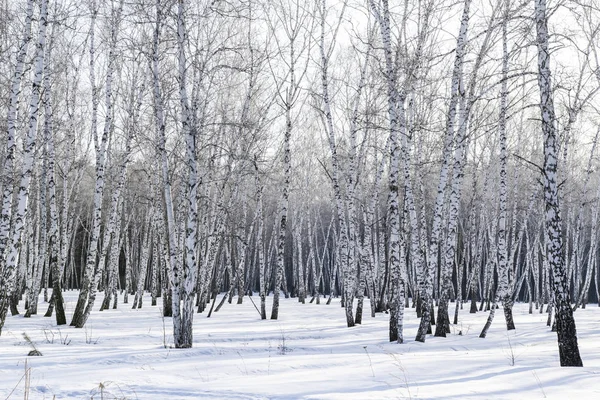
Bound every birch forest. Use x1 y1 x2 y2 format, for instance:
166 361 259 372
2 0 600 369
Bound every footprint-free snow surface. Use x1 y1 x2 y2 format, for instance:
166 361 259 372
1 292 599 399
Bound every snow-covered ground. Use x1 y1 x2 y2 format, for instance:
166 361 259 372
1 292 599 399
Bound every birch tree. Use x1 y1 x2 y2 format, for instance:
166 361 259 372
368 0 413 342
0 0 34 262
417 0 472 342
534 0 583 367
268 0 313 320
0 0 48 334
318 0 359 328
175 0 200 348
71 0 125 328
495 0 515 331
42 29 66 325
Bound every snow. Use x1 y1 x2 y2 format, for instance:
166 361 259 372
1 292 600 399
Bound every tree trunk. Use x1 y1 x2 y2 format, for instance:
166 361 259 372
422 0 472 342
534 0 583 367
42 43 66 325
0 0 48 334
0 0 34 261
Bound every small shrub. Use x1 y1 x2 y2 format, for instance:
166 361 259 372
23 333 42 356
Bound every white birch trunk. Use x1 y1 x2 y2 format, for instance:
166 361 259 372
575 178 600 309
133 211 154 309
570 128 599 306
43 47 66 324
71 2 100 327
151 0 182 341
255 163 266 319
0 0 34 260
534 0 583 367
101 200 126 311
236 203 250 304
495 0 515 331
102 66 145 311
25 162 46 318
368 0 407 341
150 231 160 306
417 0 472 342
0 0 48 333
176 0 199 348
72 0 124 328
319 1 354 325
436 93 469 336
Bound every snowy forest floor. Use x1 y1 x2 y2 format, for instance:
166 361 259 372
1 292 599 399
